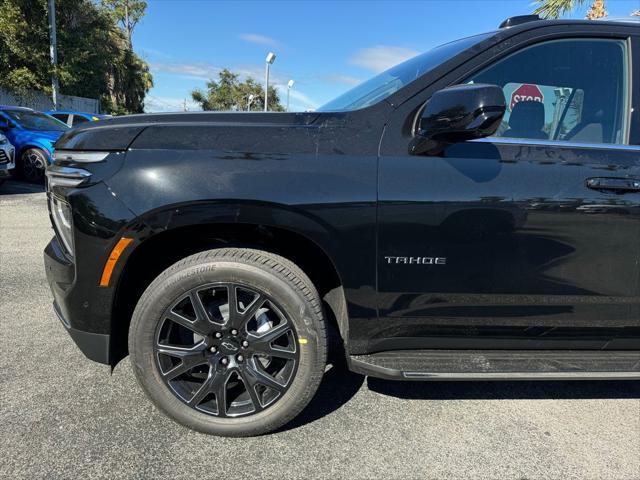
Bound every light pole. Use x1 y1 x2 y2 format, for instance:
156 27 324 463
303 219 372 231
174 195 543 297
264 52 276 112
47 0 59 109
286 80 294 112
247 94 255 111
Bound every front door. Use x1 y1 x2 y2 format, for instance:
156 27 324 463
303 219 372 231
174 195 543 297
374 36 640 352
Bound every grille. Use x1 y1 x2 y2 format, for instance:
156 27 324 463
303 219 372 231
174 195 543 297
0 150 9 164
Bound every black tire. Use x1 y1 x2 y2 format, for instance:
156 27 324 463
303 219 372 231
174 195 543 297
19 148 48 183
129 248 328 436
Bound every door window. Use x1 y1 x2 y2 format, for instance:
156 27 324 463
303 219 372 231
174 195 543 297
71 115 89 126
466 39 629 144
51 113 69 125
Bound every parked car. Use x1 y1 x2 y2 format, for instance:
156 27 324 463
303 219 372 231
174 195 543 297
46 110 112 128
45 15 640 437
0 106 69 182
0 132 15 186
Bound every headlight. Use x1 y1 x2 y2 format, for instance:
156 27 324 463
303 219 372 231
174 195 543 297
53 150 109 163
50 196 74 256
45 165 91 188
0 134 7 145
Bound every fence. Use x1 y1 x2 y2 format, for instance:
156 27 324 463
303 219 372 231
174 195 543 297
0 88 100 113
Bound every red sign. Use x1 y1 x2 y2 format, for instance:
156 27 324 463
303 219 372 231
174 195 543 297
510 84 544 110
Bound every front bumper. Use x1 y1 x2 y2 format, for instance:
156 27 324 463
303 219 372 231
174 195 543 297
52 299 110 364
0 144 15 177
44 237 112 364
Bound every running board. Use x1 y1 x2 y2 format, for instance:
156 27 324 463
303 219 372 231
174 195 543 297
349 350 640 381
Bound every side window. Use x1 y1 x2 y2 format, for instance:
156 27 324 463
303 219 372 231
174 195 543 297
71 115 89 126
52 113 69 125
466 39 629 144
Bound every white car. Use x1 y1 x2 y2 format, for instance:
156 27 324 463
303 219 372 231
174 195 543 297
0 132 15 186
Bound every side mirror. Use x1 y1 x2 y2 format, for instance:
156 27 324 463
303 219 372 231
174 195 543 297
410 83 506 155
0 117 11 131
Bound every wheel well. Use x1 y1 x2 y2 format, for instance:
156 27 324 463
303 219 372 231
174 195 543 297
17 145 48 160
111 223 345 366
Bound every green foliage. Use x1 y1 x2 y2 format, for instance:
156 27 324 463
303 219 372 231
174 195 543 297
101 0 147 46
0 0 152 114
535 0 637 19
191 68 285 112
533 0 589 18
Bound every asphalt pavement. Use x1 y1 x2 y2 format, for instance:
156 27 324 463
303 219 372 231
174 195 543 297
1 179 639 479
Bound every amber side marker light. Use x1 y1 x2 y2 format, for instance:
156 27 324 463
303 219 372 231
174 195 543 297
100 237 134 287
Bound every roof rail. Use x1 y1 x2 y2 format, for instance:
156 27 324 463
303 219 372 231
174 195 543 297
499 14 541 29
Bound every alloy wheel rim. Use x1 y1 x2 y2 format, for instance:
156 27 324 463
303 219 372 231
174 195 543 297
154 282 299 418
23 151 44 181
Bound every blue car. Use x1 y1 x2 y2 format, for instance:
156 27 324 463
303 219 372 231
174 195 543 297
0 106 70 182
46 110 112 127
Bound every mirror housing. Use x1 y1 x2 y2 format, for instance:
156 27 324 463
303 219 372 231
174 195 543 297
410 83 506 155
0 117 11 131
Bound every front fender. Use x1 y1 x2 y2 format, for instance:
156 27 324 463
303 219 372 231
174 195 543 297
142 201 337 250
19 142 54 159
117 199 373 347
10 130 55 160
106 147 378 300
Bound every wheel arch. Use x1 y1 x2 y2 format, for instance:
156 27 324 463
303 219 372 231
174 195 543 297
18 143 50 158
110 205 349 367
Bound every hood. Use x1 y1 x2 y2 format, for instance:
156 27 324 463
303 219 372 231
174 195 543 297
10 129 64 149
100 111 321 127
55 111 332 152
31 130 65 142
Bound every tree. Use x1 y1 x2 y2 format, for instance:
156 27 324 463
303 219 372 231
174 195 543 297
101 0 147 47
0 0 152 113
103 45 153 115
585 0 607 19
191 69 285 112
533 0 600 18
533 0 615 19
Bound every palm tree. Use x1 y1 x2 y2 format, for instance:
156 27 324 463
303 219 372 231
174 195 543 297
533 0 607 19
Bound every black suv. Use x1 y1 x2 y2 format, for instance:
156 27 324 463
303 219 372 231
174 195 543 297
45 16 640 436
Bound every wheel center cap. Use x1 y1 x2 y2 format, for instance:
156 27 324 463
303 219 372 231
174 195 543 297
219 339 240 354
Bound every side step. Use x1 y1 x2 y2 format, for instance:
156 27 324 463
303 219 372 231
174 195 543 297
349 350 640 381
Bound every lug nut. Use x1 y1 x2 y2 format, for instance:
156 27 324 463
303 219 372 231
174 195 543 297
209 346 217 353
214 332 222 339
237 355 244 362
230 329 238 335
220 358 229 366
241 340 249 348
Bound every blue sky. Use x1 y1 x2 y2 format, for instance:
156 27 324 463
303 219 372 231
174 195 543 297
135 0 639 112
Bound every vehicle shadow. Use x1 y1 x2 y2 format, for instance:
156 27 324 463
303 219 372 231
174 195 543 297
276 359 365 433
0 179 45 195
367 377 640 400
279 370 640 433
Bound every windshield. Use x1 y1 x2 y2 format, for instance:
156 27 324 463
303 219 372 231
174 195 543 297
318 33 491 112
4 110 69 132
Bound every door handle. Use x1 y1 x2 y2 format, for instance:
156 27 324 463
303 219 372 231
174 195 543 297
586 177 640 193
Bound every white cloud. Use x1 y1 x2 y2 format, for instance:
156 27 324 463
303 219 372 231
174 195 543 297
145 95 201 113
151 62 290 85
323 74 362 86
239 33 281 47
146 63 317 112
151 62 220 80
350 46 419 73
275 86 318 111
138 47 173 60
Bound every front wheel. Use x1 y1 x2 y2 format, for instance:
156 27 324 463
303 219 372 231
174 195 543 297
19 148 48 183
129 248 328 436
